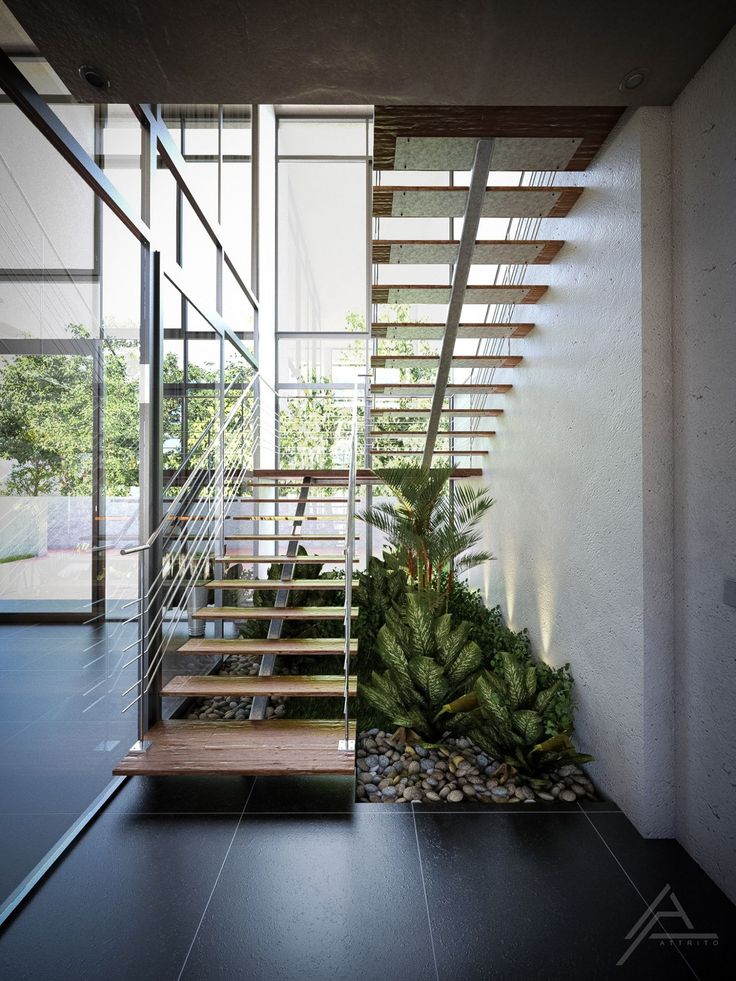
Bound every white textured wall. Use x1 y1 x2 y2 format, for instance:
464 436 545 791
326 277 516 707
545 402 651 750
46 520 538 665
672 28 736 902
470 107 676 836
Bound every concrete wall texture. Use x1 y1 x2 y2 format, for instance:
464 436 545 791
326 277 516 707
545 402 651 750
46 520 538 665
671 26 736 903
472 28 736 900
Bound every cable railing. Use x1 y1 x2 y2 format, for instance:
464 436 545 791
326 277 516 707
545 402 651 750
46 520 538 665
118 377 259 715
117 368 366 744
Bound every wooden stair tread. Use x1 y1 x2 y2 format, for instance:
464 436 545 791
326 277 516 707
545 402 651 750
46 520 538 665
245 469 475 483
251 469 372 479
372 239 563 265
206 579 358 590
242 482 361 489
372 107 625 172
226 534 357 541
113 719 357 776
215 554 357 564
232 515 347 521
371 449 489 456
369 430 495 438
372 284 547 305
372 383 511 396
236 497 351 504
193 606 357 620
373 186 581 219
178 637 356 655
371 407 503 417
371 354 522 368
161 675 357 698
372 322 533 339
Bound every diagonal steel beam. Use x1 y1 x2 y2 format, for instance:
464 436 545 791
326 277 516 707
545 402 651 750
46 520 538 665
249 476 312 719
422 139 494 468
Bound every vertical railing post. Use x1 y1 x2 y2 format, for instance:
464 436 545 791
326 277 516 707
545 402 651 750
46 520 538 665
138 248 164 740
339 378 359 751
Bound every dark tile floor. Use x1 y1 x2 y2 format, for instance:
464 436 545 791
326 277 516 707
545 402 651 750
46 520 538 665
0 774 733 981
0 620 208 906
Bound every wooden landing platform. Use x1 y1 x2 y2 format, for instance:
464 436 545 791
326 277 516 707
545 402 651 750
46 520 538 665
113 720 357 776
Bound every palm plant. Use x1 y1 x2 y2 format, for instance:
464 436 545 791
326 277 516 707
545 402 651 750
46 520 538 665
360 591 483 742
360 464 494 595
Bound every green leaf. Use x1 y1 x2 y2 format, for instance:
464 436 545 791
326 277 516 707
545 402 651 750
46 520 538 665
499 651 527 708
376 623 413 691
511 709 544 744
408 656 449 706
444 641 482 687
534 680 561 716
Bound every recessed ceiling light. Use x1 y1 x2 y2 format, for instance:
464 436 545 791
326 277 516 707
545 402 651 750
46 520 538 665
78 65 110 90
619 68 648 92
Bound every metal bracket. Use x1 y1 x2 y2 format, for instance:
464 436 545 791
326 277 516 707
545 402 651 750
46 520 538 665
127 740 152 755
338 739 355 752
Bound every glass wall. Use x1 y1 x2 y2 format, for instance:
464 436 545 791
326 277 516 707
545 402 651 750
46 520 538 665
0 50 257 914
273 110 370 561
276 111 369 463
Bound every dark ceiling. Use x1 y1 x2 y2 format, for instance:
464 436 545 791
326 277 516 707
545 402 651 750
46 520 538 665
5 0 736 106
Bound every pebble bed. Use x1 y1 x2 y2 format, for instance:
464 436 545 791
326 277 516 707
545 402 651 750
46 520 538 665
185 654 294 721
356 728 597 805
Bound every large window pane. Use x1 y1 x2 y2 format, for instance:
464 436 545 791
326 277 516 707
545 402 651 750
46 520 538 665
278 160 366 332
0 93 140 911
278 118 367 156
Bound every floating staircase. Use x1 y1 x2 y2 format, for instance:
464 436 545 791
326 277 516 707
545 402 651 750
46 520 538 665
116 103 622 780
115 465 362 777
369 104 622 468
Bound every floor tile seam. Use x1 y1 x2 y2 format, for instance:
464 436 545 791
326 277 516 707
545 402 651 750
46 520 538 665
175 777 257 981
578 805 701 980
239 809 414 816
411 801 441 981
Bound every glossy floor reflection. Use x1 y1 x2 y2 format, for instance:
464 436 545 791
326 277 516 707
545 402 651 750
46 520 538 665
0 773 733 980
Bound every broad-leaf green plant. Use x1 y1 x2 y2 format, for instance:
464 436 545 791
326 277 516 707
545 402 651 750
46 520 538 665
441 649 591 777
361 591 483 742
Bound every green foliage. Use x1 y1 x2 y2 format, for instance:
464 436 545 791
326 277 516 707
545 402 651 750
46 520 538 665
535 660 576 737
445 649 591 776
360 592 482 741
277 368 365 486
443 576 531 666
0 326 139 496
360 465 494 591
0 552 36 564
237 547 345 641
354 554 408 729
0 322 253 498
